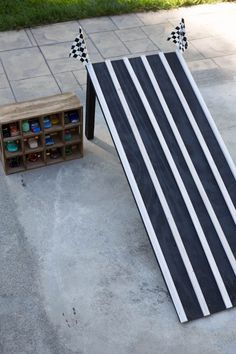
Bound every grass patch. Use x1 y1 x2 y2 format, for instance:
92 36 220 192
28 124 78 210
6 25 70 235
0 0 231 31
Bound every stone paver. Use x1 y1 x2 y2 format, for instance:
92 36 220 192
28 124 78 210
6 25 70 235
0 47 50 80
0 73 9 89
187 58 218 72
47 57 86 74
192 67 233 87
191 36 236 58
213 54 236 70
0 60 4 74
54 71 80 92
25 29 37 46
31 21 81 45
0 87 15 105
0 30 32 51
200 12 236 38
141 22 173 38
11 75 60 101
111 14 143 29
73 69 87 86
115 27 147 42
40 42 72 60
89 31 130 58
79 17 117 34
136 9 179 25
124 38 157 54
201 81 236 132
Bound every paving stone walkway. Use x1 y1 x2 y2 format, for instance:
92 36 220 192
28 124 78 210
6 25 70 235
0 2 235 105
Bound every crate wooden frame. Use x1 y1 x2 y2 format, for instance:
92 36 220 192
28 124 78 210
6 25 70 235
0 93 83 175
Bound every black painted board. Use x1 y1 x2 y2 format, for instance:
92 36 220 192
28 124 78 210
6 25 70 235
165 52 236 207
147 55 236 261
111 59 226 314
128 57 236 306
85 72 96 140
93 61 203 321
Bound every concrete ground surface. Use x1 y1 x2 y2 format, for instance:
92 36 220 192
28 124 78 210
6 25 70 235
0 2 236 353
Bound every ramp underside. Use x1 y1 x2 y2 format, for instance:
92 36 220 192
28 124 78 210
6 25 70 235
87 52 236 322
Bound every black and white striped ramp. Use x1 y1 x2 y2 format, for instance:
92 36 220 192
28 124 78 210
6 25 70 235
86 51 236 323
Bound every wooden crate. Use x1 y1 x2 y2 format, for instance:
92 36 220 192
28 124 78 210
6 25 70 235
0 93 83 175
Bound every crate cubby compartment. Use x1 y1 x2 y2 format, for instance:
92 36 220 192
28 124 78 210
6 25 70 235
6 156 25 174
0 93 83 174
22 117 42 137
64 109 81 128
45 130 64 148
65 143 83 160
43 112 63 133
64 126 82 145
46 147 64 165
4 137 23 159
25 152 45 170
2 121 21 140
24 134 44 154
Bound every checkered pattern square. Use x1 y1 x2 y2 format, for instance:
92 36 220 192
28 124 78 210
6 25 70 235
167 18 188 52
69 27 89 64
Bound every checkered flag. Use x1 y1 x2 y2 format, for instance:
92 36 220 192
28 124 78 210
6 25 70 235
69 27 89 65
167 18 188 52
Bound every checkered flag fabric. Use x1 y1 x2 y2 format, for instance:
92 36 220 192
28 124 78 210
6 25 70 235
69 27 89 65
167 18 188 52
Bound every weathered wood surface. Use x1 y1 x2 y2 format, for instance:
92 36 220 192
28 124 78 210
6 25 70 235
0 93 81 123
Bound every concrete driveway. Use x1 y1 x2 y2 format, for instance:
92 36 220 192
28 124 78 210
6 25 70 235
0 2 236 353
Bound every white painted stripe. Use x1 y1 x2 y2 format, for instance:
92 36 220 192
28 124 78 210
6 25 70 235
141 55 236 277
176 50 236 180
123 57 232 310
106 59 211 316
159 52 236 225
86 62 188 323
